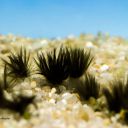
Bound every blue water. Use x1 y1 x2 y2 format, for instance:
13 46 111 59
0 0 128 38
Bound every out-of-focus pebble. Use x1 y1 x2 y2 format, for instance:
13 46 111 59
31 81 37 88
100 64 109 72
21 90 33 97
40 40 48 46
85 41 94 48
49 99 56 104
62 93 79 104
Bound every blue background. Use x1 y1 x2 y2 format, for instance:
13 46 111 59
0 0 127 38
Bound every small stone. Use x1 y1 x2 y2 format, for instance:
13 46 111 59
17 81 31 89
68 125 75 128
34 87 41 92
21 90 33 97
62 92 70 97
88 97 96 105
31 81 36 88
100 64 109 72
62 93 79 104
80 111 89 121
49 99 56 104
41 40 48 46
61 99 67 105
73 103 89 121
85 41 94 48
49 88 56 97
51 88 56 94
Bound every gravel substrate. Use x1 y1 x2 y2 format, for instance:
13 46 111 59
0 34 128 128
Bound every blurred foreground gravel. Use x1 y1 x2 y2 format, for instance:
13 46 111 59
0 33 128 128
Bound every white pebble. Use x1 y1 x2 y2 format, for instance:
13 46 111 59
100 64 109 72
41 39 48 46
51 88 56 94
85 41 94 48
62 92 70 98
49 88 56 97
35 87 41 92
61 99 67 105
49 99 56 104
21 90 33 97
31 81 37 88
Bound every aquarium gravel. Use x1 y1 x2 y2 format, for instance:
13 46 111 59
0 34 128 128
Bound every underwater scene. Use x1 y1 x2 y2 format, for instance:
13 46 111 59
0 0 128 127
